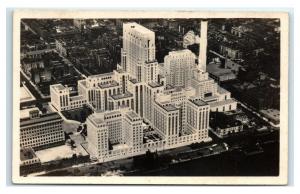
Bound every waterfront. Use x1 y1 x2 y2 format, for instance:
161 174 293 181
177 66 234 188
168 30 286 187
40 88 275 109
126 140 279 176
34 129 279 177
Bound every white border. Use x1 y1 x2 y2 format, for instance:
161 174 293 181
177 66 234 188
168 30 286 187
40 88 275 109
12 10 289 185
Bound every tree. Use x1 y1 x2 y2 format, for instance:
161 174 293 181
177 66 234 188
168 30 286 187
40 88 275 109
72 153 77 160
70 139 76 148
41 107 47 114
80 110 87 122
77 125 83 132
74 114 79 121
144 150 159 169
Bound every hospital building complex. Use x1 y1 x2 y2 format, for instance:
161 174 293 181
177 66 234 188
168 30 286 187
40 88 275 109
50 21 237 162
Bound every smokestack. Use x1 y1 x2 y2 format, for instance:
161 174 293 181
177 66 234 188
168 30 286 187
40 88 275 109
199 21 208 72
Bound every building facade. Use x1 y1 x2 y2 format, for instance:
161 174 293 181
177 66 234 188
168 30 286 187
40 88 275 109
20 109 65 150
164 50 194 88
122 22 155 82
50 84 86 111
86 108 145 160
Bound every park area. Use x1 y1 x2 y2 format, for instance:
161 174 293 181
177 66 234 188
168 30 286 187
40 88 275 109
35 144 89 164
62 120 81 134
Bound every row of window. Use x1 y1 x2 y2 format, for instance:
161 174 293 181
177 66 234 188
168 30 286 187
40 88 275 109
22 122 61 131
21 134 64 142
21 127 62 135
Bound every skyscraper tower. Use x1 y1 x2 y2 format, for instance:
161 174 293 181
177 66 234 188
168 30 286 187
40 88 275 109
199 21 208 72
122 22 156 82
164 49 195 88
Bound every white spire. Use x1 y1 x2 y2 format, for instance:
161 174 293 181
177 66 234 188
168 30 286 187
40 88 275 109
199 21 208 72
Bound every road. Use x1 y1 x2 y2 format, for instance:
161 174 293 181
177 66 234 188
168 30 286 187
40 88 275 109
54 50 87 79
236 99 279 128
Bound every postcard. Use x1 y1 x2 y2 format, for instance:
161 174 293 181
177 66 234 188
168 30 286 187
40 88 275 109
12 10 289 185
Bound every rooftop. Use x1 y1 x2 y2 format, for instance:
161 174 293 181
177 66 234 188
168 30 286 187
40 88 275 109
207 62 234 76
20 112 62 128
260 109 280 121
202 95 219 103
20 86 36 103
78 80 87 87
126 110 140 119
217 86 229 94
98 80 119 89
20 147 38 161
52 84 66 91
162 104 178 112
124 22 154 35
116 68 126 74
88 72 114 79
129 78 139 84
88 114 104 126
104 110 122 117
168 49 195 56
111 92 133 100
190 98 208 107
165 84 175 90
20 107 40 119
70 95 85 101
148 82 163 88
208 99 236 108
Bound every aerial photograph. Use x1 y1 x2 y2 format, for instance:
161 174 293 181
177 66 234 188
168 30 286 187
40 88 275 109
18 17 281 177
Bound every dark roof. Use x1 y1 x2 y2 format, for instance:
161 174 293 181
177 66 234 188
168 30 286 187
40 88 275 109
129 79 138 84
125 111 141 121
162 104 178 112
98 80 119 89
20 112 62 128
111 92 133 100
148 82 163 88
189 98 208 107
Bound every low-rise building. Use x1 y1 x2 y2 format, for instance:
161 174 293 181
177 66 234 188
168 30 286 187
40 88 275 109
50 84 86 111
20 147 41 175
207 61 237 83
210 112 244 138
20 108 65 150
20 85 36 104
260 109 280 126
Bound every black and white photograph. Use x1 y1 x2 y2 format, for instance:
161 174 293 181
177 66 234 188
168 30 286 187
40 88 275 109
12 11 289 185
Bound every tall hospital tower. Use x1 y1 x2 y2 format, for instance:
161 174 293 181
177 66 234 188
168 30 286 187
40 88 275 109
121 23 156 82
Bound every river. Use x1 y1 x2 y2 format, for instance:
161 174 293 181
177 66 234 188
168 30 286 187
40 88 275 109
125 141 279 176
